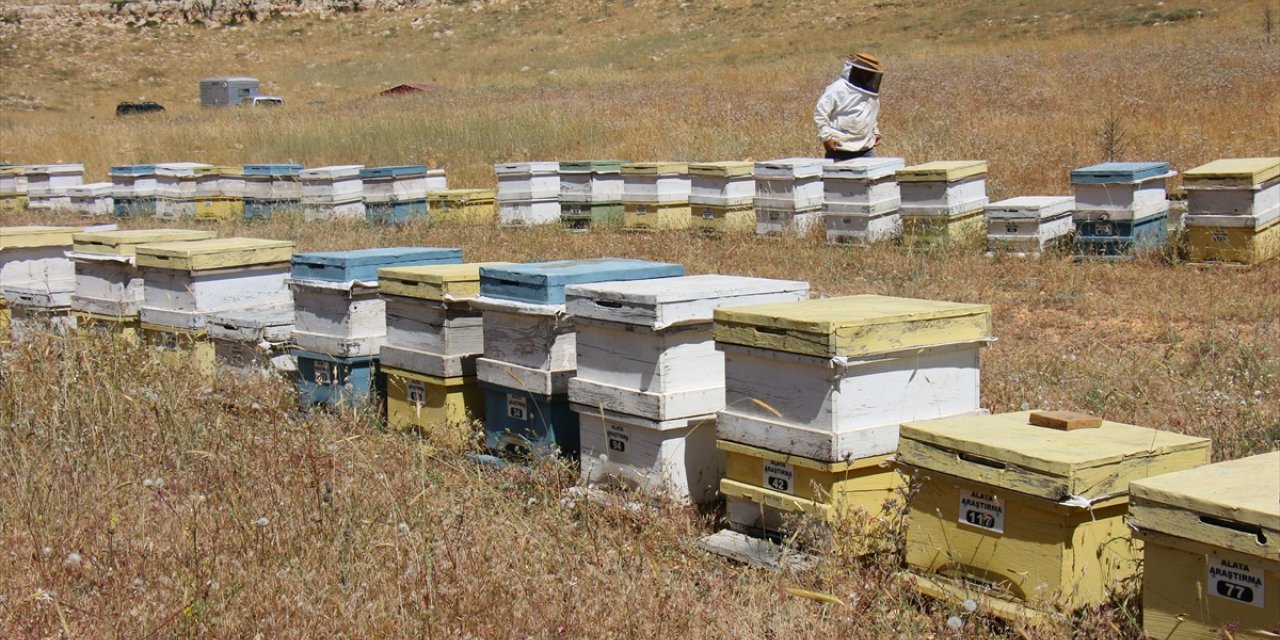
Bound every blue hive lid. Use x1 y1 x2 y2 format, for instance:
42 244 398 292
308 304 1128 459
360 165 428 179
1070 162 1170 184
479 258 684 304
293 246 462 268
244 164 304 176
110 164 158 176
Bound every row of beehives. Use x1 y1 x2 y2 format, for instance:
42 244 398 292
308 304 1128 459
0 224 1274 638
4 156 1276 264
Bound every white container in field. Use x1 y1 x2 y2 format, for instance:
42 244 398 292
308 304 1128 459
194 166 245 199
360 165 429 204
898 161 989 217
304 200 365 221
109 165 160 198
713 295 992 462
622 162 691 204
1070 162 1174 221
824 210 902 245
425 168 448 193
154 163 210 218
0 226 80 293
984 195 1076 255
498 198 562 226
68 183 114 217
496 161 560 202
208 304 295 372
565 274 810 421
755 207 822 236
289 279 385 357
689 162 756 207
4 280 77 338
25 164 84 209
559 161 624 203
754 158 831 211
1182 158 1280 218
471 295 577 374
577 405 721 504
301 165 364 221
71 228 215 318
136 238 294 330
0 165 26 196
823 156 904 215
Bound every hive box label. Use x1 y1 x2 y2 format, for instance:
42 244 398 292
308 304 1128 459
763 460 795 495
959 489 1004 533
406 380 426 406
506 394 527 421
1208 554 1265 608
606 424 629 459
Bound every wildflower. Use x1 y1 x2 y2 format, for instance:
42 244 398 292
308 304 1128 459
946 616 963 631
63 552 82 569
963 598 977 613
254 517 270 527
397 522 411 536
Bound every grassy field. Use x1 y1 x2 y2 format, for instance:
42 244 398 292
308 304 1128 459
2 0 1280 638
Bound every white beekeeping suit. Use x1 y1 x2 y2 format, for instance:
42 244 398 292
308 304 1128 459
813 54 883 158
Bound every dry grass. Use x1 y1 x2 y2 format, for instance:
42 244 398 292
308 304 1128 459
2 0 1279 637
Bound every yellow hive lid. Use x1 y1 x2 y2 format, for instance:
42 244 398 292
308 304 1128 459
194 166 244 177
135 237 293 270
622 162 688 175
0 166 24 176
379 261 514 301
1183 157 1280 187
898 410 1211 501
73 229 216 256
1 225 80 249
713 294 991 358
1130 451 1278 557
428 189 496 202
897 160 988 183
688 161 754 177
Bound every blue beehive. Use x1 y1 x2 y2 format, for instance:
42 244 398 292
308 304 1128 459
365 200 429 225
478 258 685 305
481 381 580 457
1070 162 1170 184
295 350 381 409
1074 212 1168 259
244 164 304 177
290 247 463 282
110 164 159 218
359 165 427 180
243 164 303 221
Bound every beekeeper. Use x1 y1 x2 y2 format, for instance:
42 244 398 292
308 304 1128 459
813 53 884 160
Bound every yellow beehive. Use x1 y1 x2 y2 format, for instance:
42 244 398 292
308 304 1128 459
141 322 216 378
719 439 903 542
378 262 513 301
690 203 754 234
0 195 26 213
900 209 985 246
1182 157 1280 187
622 161 688 176
898 410 1211 617
73 229 216 256
1 225 80 249
428 189 496 226
384 365 484 432
623 202 692 231
896 160 989 183
1130 451 1279 640
0 300 9 332
74 311 140 341
134 237 294 271
1185 217 1280 265
194 166 245 221
194 198 245 221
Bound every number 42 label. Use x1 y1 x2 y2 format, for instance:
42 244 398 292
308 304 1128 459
959 489 1005 534
1208 554 1265 608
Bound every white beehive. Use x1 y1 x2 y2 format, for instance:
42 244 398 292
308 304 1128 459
1070 162 1174 221
208 305 295 373
689 162 756 207
193 166 245 199
577 405 721 504
824 210 902 245
559 161 624 204
425 168 448 193
1 226 80 293
71 229 215 318
137 238 294 330
289 278 385 357
25 164 84 209
300 165 365 221
154 163 211 218
495 162 560 202
3 281 76 339
472 295 577 394
755 209 823 237
622 162 691 204
823 157 904 215
361 166 429 204
984 195 1075 255
898 161 989 217
754 158 831 211
0 165 26 196
68 183 114 217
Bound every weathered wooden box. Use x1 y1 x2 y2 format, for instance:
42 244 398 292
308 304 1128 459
499 199 562 227
137 237 294 329
292 247 462 283
621 162 690 204
901 209 986 247
74 310 140 341
366 199 428 225
1 226 80 292
566 274 809 421
1130 451 1279 640
360 165 429 204
1073 210 1168 260
824 210 901 245
714 295 991 461
691 203 754 234
754 158 831 211
208 305 294 372
559 160 624 204
68 183 114 217
154 163 211 219
755 207 822 237
984 196 1075 255
623 202 692 231
294 350 381 409
379 262 509 377
300 165 364 221
899 410 1210 615
719 439 902 541
471 295 577 372
495 161 560 201
25 164 83 210
193 166 246 222
479 258 684 306
577 405 721 504
384 365 484 432
482 380 579 457
1071 162 1173 218
0 165 26 197
1183 157 1280 217
823 157 904 215
71 228 215 318
897 161 989 217
110 165 159 218
3 281 76 339
141 322 216 378
689 161 756 207
1185 215 1280 265
242 164 303 220
560 202 624 229
428 189 496 226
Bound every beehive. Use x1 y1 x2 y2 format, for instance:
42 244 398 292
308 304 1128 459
566 275 810 421
295 350 380 409
24 164 83 210
560 201 624 229
577 405 720 504
74 309 140 341
0 165 26 199
361 165 429 225
110 165 159 218
208 305 294 373
713 295 991 461
899 410 1211 615
496 161 560 200
897 160 988 217
559 160 624 205
1130 452 1279 640
719 439 903 541
1183 157 1280 265
754 158 831 211
290 247 463 358
689 161 756 207
141 322 216 378
3 282 76 339
824 209 901 245
428 189 496 226
482 380 579 456
68 183 114 218
691 203 754 234
71 228 216 319
623 201 692 231
1185 218 1280 265
755 207 822 237
153 163 211 220
984 196 1075 256
193 166 246 221
621 162 690 204
300 165 364 221
136 237 294 330
384 365 484 432
1 226 80 293
242 164 303 220
1071 161 1173 214
823 157 904 215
